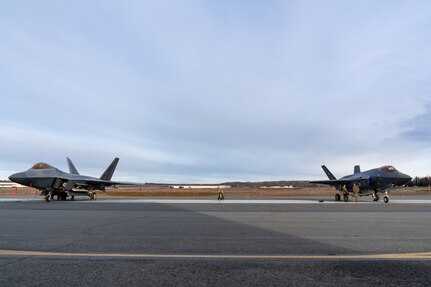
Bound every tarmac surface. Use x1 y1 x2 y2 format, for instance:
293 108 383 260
1 195 431 286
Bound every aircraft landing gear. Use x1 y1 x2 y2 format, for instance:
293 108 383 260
335 194 341 201
343 194 349 202
89 192 97 200
70 196 75 201
383 191 390 203
372 192 380 202
45 191 53 202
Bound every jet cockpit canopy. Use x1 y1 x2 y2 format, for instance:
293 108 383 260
378 165 398 173
31 162 54 170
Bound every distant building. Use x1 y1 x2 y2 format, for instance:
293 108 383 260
0 181 24 188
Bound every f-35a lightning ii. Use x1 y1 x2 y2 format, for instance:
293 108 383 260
9 157 133 202
311 165 412 203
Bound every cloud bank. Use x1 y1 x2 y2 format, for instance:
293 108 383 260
1 1 431 182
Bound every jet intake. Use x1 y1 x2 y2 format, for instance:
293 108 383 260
355 177 372 190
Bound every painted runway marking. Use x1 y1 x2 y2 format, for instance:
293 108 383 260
391 200 431 204
0 198 39 202
0 249 431 260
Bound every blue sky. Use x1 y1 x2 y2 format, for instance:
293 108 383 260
1 1 431 183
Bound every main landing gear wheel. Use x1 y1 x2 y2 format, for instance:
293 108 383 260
71 196 75 201
343 194 349 202
373 194 380 202
45 191 52 202
90 192 97 200
335 194 341 201
383 195 389 203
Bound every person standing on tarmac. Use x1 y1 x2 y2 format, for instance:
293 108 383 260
353 183 360 203
341 184 349 202
218 187 224 201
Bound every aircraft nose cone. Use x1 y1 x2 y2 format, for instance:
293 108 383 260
401 173 412 185
8 172 27 184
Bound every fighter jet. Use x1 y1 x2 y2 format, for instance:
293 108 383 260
311 165 412 203
8 157 134 201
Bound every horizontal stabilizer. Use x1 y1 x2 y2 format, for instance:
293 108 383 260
100 158 119 181
67 157 79 175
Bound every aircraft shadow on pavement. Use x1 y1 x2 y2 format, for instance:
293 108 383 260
0 200 357 256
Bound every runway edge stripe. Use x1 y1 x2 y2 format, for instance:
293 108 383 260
1 250 431 259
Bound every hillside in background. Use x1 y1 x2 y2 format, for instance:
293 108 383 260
146 181 319 188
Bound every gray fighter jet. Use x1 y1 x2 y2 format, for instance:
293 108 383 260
311 165 412 203
9 157 133 201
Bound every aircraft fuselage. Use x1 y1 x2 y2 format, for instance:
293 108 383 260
9 158 122 201
311 165 412 203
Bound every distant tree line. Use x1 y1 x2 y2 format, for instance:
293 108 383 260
408 176 431 187
223 181 314 188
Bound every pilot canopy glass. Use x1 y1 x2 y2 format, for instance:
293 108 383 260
31 162 54 170
378 165 398 173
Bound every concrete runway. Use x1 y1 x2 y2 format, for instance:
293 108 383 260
1 195 431 286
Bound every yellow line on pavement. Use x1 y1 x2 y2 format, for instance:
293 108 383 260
1 249 431 260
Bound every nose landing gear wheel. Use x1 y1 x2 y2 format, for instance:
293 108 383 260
335 194 341 201
383 196 389 203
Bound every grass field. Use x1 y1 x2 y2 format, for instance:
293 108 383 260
1 185 430 197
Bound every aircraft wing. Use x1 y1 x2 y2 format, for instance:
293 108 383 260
310 178 370 187
310 180 346 186
310 180 339 185
72 179 142 191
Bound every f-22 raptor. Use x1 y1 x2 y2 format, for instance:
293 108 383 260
9 157 132 202
311 165 412 203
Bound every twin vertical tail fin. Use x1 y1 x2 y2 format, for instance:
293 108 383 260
321 165 337 180
100 158 120 181
67 157 80 175
354 165 361 174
